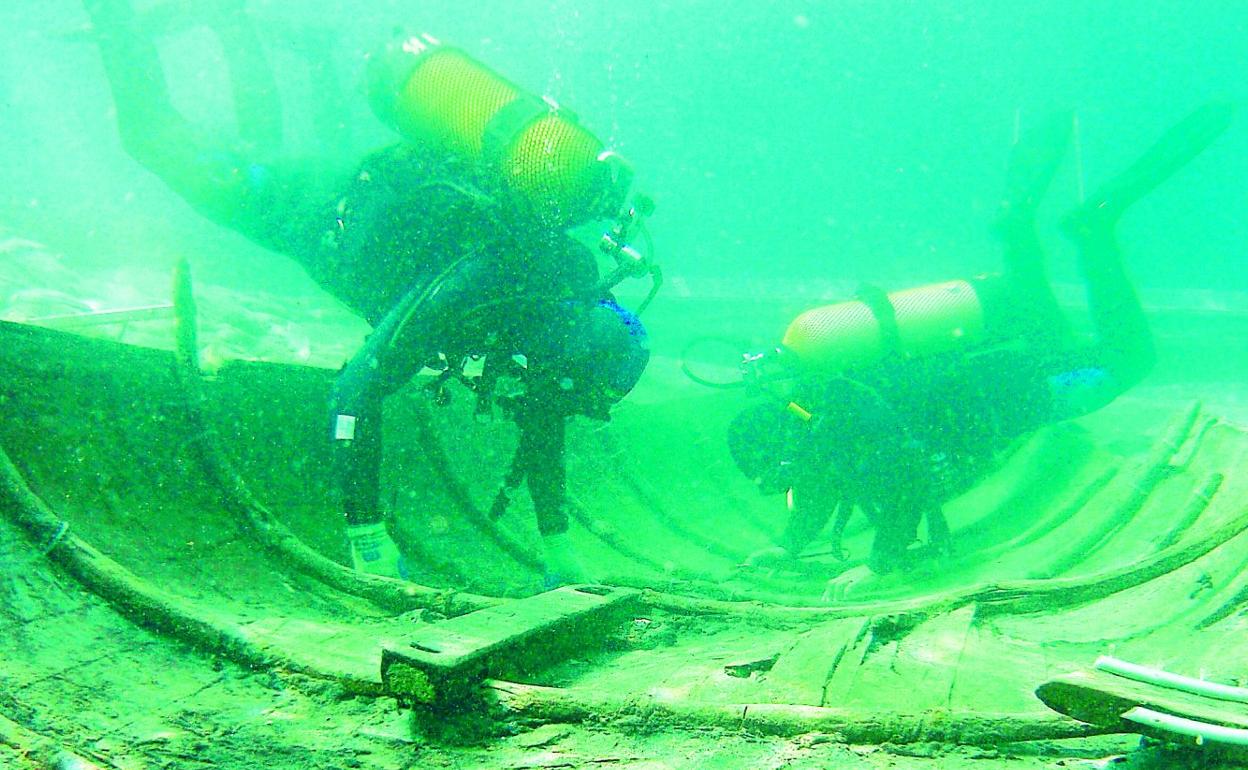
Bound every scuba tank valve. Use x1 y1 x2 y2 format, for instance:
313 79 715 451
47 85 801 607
597 192 661 313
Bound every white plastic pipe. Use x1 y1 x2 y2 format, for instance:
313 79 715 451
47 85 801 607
1122 706 1248 747
1095 656 1248 705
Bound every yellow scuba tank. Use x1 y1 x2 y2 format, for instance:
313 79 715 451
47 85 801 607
782 280 986 371
366 33 631 227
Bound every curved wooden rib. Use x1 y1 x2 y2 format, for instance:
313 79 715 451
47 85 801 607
177 380 493 615
638 474 1248 624
410 402 546 574
2 444 281 672
172 261 496 615
1029 405 1198 579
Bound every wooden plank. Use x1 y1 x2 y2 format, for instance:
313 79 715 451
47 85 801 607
754 617 869 706
238 616 391 685
823 606 976 711
541 622 798 707
27 303 175 329
820 615 874 707
382 585 640 701
946 618 1070 716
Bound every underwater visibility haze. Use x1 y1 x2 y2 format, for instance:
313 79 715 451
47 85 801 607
1 2 1248 769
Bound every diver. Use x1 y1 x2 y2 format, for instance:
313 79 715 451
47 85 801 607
81 0 653 585
728 104 1233 597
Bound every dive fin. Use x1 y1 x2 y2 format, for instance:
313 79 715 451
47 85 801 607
62 0 244 42
1072 101 1235 229
92 0 282 155
134 0 247 39
999 109 1075 217
137 0 281 154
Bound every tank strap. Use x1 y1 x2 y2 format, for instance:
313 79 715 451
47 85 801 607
481 94 552 170
855 284 903 356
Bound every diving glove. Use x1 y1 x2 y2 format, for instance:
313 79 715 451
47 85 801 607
741 545 796 570
822 564 873 603
346 521 405 579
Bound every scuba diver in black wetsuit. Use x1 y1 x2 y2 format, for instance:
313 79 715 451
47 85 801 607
727 104 1233 598
82 1 655 585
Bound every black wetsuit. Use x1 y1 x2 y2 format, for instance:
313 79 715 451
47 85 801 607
82 0 613 541
775 253 1155 573
237 145 605 537
740 102 1238 575
247 144 601 535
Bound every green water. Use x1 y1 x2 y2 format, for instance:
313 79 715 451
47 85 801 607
2 1 1245 303
2 3 1248 768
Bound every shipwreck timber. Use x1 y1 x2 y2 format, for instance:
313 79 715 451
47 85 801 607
3 303 1248 767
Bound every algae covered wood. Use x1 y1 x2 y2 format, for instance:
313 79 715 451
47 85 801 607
236 616 406 686
487 679 1101 744
381 584 641 701
946 616 1072 717
822 606 977 712
1037 668 1248 731
754 616 869 706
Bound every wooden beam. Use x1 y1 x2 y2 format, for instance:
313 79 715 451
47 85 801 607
382 585 641 703
486 679 1102 744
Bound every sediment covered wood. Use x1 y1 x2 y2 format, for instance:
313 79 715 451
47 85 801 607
486 680 1104 744
0 445 379 692
640 405 1245 623
641 483 1248 624
179 388 493 615
0 712 109 769
1156 472 1223 550
410 403 546 573
1033 405 1196 578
